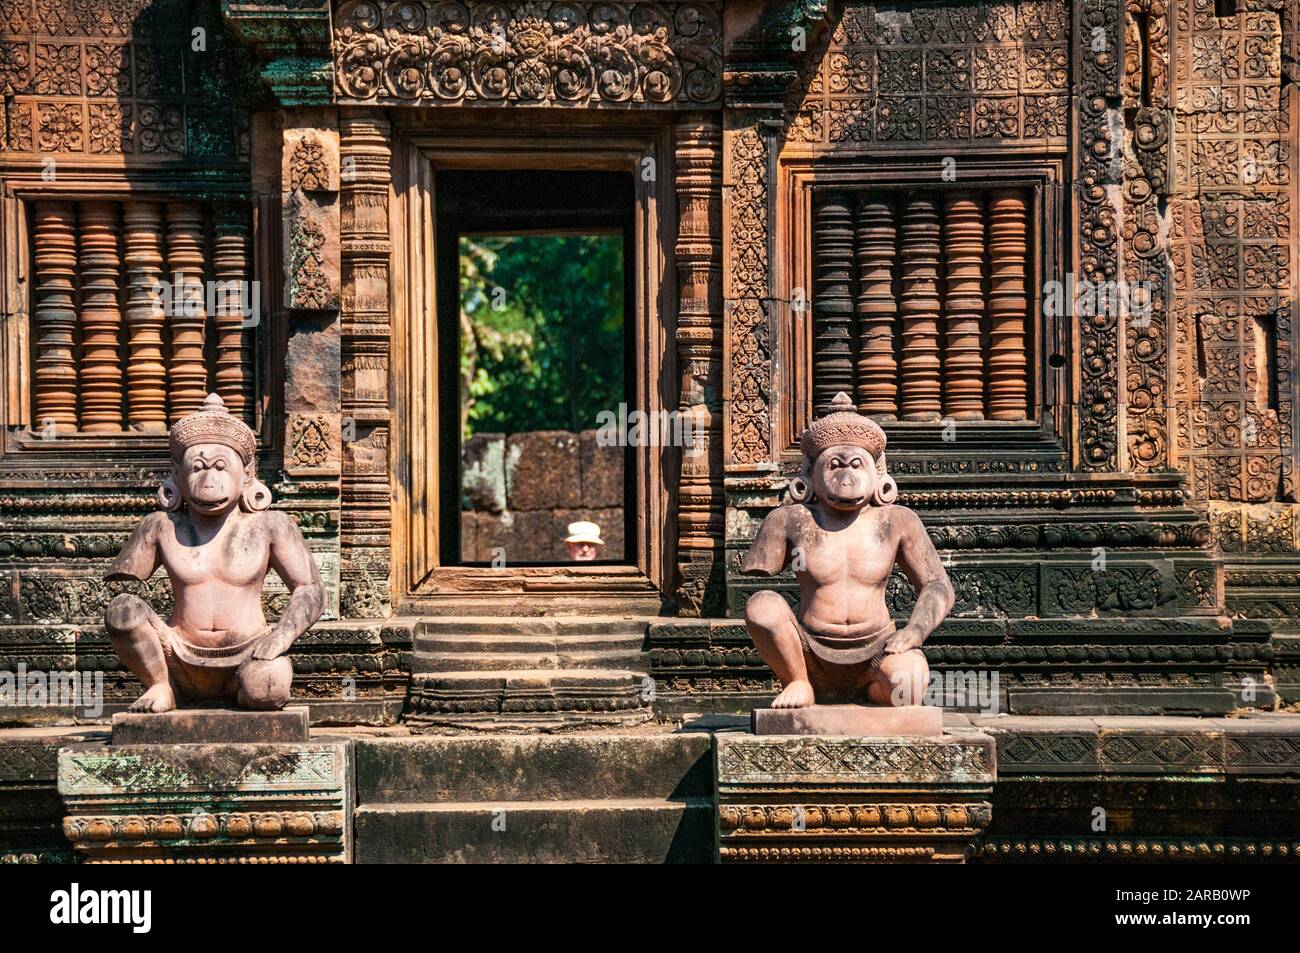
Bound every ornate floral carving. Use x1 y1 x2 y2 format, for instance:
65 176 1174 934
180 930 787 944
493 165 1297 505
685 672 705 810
87 103 130 153
36 102 82 151
289 217 334 310
290 133 330 191
726 123 770 467
84 42 130 96
333 0 721 106
33 42 79 95
289 414 334 469
785 0 1069 147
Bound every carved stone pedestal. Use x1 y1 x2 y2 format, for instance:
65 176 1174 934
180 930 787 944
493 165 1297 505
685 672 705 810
58 738 353 864
751 704 942 736
110 706 310 744
714 731 995 863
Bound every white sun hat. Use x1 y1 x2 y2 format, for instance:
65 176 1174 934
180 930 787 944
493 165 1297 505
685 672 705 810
565 521 605 545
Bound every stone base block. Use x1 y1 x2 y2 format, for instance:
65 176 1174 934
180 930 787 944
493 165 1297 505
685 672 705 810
58 739 353 863
405 669 653 732
715 731 995 863
110 707 310 745
752 704 942 737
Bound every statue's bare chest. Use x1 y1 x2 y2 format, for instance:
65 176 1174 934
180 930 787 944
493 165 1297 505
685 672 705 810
792 510 896 584
159 516 270 587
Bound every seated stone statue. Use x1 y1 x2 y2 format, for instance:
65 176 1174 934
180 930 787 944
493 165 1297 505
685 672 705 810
104 394 325 713
742 392 954 709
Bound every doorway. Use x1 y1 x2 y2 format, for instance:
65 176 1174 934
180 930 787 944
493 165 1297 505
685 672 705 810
434 170 637 567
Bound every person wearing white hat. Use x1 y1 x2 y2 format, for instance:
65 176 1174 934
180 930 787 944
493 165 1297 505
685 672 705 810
565 521 604 561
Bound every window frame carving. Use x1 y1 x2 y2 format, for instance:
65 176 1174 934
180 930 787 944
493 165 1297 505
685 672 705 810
776 154 1071 469
0 175 278 470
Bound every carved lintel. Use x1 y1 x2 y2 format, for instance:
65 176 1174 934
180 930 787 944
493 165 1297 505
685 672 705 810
333 1 723 107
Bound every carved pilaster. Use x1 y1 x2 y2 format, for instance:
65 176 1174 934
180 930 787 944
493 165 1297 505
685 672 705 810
941 192 985 421
987 190 1029 422
1123 0 1172 474
674 114 724 616
76 202 124 433
898 198 942 421
724 118 772 468
854 196 898 421
164 203 209 423
1074 0 1124 469
811 191 855 417
31 202 78 434
122 202 168 432
339 112 391 619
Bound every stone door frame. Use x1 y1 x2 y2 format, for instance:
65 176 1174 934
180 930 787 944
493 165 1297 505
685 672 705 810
389 116 677 615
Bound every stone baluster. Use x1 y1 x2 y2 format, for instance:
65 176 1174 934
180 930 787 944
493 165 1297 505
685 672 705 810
31 201 79 433
213 203 255 424
941 192 986 420
987 190 1029 421
122 202 168 431
164 202 209 423
854 195 898 420
898 197 942 421
812 191 855 417
77 201 125 432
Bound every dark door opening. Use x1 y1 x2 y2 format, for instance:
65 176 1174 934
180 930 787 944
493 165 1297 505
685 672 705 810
435 170 636 566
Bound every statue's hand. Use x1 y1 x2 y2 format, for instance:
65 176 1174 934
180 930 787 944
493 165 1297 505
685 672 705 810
884 625 925 654
251 629 295 661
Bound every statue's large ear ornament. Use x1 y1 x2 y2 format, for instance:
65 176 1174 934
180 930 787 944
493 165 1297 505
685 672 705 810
872 452 898 506
157 477 182 512
240 479 272 512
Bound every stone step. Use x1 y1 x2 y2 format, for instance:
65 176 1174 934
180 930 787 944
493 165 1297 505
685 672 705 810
415 616 655 639
355 733 714 803
405 668 654 730
354 798 713 863
414 651 563 673
414 630 646 654
412 648 646 673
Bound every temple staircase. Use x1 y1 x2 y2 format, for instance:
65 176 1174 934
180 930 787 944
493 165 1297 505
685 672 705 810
352 731 714 862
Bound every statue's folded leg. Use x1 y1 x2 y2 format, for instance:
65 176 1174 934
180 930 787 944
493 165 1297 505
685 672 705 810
867 648 929 706
105 593 177 712
236 657 293 711
744 590 815 707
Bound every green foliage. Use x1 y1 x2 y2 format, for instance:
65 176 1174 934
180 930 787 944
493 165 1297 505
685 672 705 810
460 233 625 436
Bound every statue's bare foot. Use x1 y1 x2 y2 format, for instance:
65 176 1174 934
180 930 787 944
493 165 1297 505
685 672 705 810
771 679 815 708
128 683 175 713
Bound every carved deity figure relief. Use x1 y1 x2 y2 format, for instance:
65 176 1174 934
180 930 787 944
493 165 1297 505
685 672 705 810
742 393 954 708
104 394 325 712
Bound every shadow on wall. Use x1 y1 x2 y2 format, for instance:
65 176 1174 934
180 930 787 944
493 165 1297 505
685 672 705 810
461 429 624 563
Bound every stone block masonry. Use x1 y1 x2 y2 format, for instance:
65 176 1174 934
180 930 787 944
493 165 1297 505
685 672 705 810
460 429 625 562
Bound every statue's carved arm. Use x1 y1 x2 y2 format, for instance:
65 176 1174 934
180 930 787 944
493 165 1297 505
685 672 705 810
104 513 162 582
885 508 955 654
739 508 791 576
252 513 326 661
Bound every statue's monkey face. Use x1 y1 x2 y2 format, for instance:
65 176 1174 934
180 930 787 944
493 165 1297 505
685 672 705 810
178 445 247 516
811 445 878 511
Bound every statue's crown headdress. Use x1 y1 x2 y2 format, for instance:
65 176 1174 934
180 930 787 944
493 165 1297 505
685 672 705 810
169 394 255 466
800 392 886 461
